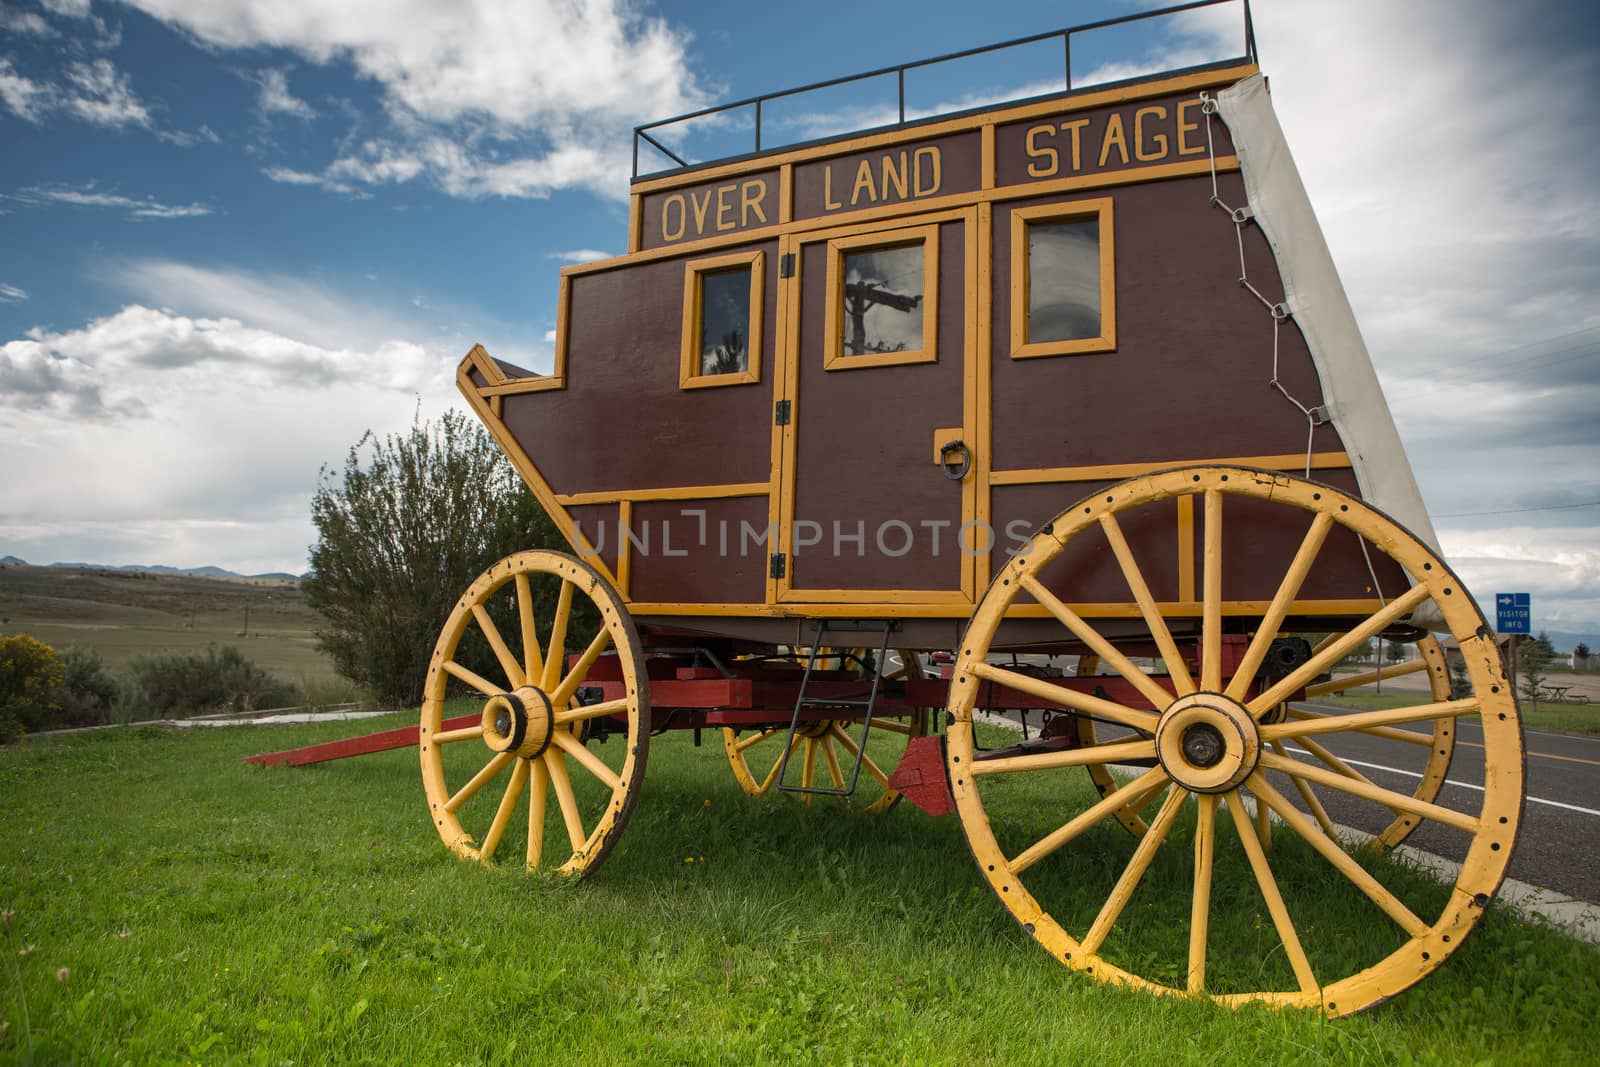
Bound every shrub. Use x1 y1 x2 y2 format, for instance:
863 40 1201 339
54 645 123 727
126 646 300 718
0 633 64 741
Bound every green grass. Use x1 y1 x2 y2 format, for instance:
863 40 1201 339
0 564 338 684
1315 691 1600 736
3 718 1598 1065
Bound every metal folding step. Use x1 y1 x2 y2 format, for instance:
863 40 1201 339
774 618 895 797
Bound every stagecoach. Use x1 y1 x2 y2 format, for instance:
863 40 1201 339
275 1 1527 1016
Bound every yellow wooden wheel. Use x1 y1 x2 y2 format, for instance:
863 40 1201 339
947 467 1523 1016
420 550 648 877
723 649 927 813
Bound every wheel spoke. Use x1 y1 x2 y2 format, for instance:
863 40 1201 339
1248 584 1432 715
430 724 485 745
1008 765 1168 875
514 573 545 685
1225 512 1334 700
968 661 1159 733
1272 741 1339 838
443 660 503 699
1188 793 1217 993
445 751 513 813
759 736 801 792
1224 790 1319 995
1304 655 1428 698
1201 489 1223 692
827 724 892 788
550 628 614 707
820 736 846 789
1248 774 1428 937
542 579 575 690
1258 749 1479 833
869 717 917 736
471 604 526 689
971 738 1155 777
527 756 548 868
552 697 631 725
1264 698 1478 741
479 757 529 862
543 751 587 853
550 729 623 791
735 727 781 753
1254 789 1271 850
1098 512 1196 694
1284 707 1433 746
1081 786 1186 956
1021 574 1175 710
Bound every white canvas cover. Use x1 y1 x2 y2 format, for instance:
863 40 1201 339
1216 73 1440 553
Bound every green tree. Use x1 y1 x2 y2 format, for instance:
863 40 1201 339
304 409 565 708
0 633 64 741
1517 635 1552 709
1576 641 1592 671
1532 630 1557 659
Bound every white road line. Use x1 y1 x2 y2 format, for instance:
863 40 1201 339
1282 746 1600 818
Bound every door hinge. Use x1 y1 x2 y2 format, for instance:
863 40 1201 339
774 399 791 426
779 253 796 278
769 553 787 579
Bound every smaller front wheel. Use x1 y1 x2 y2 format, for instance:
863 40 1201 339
420 550 649 877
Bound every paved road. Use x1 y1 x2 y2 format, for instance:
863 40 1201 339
1284 709 1600 904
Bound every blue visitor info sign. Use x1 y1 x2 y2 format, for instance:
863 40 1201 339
1496 593 1531 635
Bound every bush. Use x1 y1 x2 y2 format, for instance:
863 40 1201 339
304 408 566 708
55 645 123 727
0 632 64 742
126 646 300 718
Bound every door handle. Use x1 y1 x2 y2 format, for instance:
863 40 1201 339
938 439 972 481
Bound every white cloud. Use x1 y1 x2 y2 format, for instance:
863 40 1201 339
0 283 26 302
0 57 53 122
39 0 93 15
254 67 316 120
120 0 706 199
0 5 58 37
12 185 213 219
0 294 461 573
547 249 612 264
62 58 152 128
0 55 156 129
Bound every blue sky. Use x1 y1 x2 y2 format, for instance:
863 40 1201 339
1 0 1598 633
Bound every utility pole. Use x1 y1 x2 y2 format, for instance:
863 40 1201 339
843 280 920 355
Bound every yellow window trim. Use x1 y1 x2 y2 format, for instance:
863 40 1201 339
679 249 766 390
1009 197 1116 360
822 223 940 370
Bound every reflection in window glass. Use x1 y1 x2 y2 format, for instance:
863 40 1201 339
1027 219 1100 344
699 267 751 375
841 243 924 356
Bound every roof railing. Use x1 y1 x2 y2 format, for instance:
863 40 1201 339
633 0 1255 180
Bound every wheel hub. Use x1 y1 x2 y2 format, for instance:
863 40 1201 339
1155 692 1261 793
481 686 556 759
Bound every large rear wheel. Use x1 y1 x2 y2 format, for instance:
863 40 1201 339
947 467 1523 1016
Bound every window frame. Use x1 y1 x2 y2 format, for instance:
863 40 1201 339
679 249 765 390
1009 197 1116 360
822 224 940 371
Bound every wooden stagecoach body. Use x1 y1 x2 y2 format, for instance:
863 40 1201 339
457 62 1432 653
253 2 1527 1019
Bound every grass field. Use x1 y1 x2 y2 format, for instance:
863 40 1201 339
3 716 1597 1065
0 564 337 685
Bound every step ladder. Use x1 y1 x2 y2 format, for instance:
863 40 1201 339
775 618 896 798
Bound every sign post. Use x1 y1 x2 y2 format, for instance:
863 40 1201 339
1497 593 1531 698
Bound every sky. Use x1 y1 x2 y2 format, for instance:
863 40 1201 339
1 0 1597 635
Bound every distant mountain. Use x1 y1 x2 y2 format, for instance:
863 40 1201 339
0 555 25 566
39 561 304 581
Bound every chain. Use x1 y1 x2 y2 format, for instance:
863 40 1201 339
1201 92 1326 479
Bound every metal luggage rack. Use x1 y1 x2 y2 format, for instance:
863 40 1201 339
632 0 1258 179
